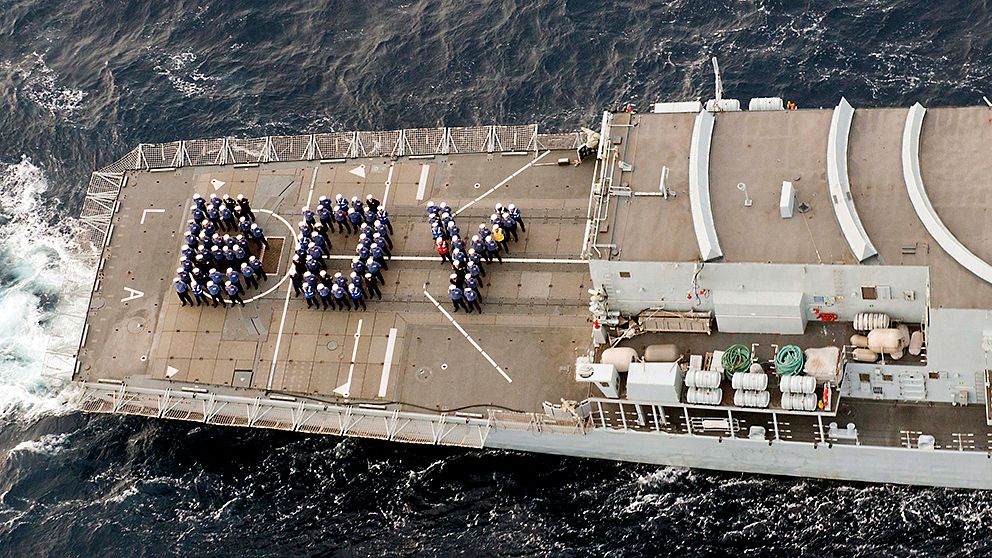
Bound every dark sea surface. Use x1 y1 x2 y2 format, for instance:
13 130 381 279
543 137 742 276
2 1 992 556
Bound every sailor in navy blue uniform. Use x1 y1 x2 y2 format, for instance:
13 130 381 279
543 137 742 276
370 243 388 270
447 285 468 312
365 257 384 285
248 223 269 248
206 280 223 307
236 194 255 221
191 281 209 306
349 271 366 297
316 282 332 310
331 283 349 310
240 262 258 290
311 231 329 256
376 207 392 234
347 207 362 233
302 206 316 228
500 211 519 242
350 196 365 218
176 267 191 285
317 204 331 229
463 287 482 314
220 204 237 231
333 206 348 233
193 193 207 210
372 233 391 258
507 203 525 232
248 256 266 282
305 255 320 274
364 272 382 300
226 267 245 295
373 220 392 249
290 270 303 297
466 249 485 276
239 216 252 236
225 281 245 307
209 268 224 286
351 257 366 276
174 278 193 306
348 283 367 311
464 274 480 293
484 235 502 263
303 283 318 309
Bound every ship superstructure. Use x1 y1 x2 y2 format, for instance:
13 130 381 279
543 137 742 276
67 72 992 489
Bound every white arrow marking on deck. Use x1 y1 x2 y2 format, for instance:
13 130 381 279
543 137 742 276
210 179 226 191
140 208 165 224
349 164 366 178
334 318 364 397
454 150 551 216
120 287 145 302
165 366 179 378
423 290 512 384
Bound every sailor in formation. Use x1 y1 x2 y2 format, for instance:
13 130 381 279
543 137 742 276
428 199 526 313
177 192 268 309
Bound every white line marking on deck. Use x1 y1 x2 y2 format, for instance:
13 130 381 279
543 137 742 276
140 208 165 224
423 290 512 384
378 327 398 398
266 282 294 390
335 319 364 397
240 209 297 303
383 163 395 207
454 150 551 216
305 166 319 207
120 287 145 302
415 163 430 201
321 254 586 264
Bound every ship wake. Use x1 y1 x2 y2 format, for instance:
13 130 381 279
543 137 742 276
0 158 91 420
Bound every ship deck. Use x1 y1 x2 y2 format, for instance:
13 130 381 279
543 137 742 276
599 106 992 310
76 150 598 413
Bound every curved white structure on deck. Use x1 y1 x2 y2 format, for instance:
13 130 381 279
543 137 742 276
902 103 992 284
827 98 877 262
688 110 722 261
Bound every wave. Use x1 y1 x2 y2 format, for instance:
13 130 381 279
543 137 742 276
0 158 92 419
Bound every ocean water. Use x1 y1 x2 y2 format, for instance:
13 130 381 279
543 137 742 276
2 1 992 555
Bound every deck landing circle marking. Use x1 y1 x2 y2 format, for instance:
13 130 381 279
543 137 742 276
237 208 296 303
326 340 339 351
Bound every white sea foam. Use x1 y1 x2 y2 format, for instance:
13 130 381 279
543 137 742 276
7 432 70 457
0 158 93 419
153 51 219 98
4 52 86 118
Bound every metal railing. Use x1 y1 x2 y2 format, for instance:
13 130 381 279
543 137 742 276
74 382 590 446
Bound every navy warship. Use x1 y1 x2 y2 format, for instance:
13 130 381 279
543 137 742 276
68 62 992 489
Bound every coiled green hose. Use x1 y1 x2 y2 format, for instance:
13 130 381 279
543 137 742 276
775 345 805 376
721 344 751 379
